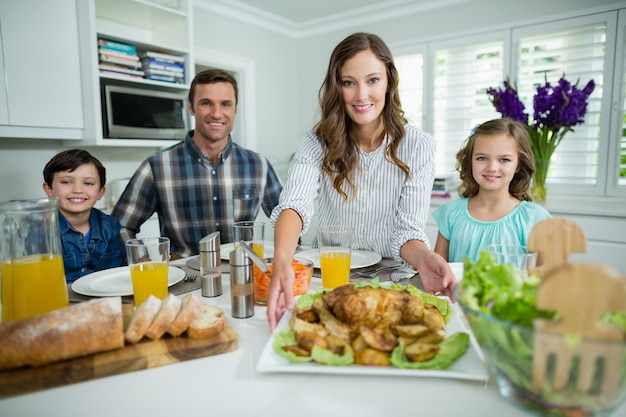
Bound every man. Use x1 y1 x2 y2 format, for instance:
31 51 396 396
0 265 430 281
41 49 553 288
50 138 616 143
112 69 283 258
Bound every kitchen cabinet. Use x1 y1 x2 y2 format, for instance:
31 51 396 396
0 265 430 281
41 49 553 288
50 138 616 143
0 0 83 139
71 0 194 147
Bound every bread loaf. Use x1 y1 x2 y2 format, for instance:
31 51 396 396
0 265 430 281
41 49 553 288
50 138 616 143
167 293 201 337
0 297 124 370
124 295 161 344
145 294 182 340
187 304 225 339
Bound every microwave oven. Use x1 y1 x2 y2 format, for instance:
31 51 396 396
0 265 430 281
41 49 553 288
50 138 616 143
102 84 189 140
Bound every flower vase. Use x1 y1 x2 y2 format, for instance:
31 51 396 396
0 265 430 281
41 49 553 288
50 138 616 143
532 157 550 203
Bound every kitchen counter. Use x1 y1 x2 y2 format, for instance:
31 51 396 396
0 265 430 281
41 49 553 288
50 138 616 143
1 259 625 417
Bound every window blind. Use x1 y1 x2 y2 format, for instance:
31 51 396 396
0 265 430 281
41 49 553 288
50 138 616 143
430 40 504 179
515 23 606 187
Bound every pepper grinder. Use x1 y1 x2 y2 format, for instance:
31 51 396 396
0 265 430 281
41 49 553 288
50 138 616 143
200 231 222 297
229 245 255 318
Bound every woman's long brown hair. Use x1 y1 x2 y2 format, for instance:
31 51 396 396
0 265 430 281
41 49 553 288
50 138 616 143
314 32 409 200
456 118 535 201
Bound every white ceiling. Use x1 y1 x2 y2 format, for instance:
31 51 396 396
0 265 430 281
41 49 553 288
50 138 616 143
196 0 475 37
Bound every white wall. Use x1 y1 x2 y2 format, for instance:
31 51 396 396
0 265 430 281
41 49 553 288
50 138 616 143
192 7 300 181
0 139 156 206
0 0 624 205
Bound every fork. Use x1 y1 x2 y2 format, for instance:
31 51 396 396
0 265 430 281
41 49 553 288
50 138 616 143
184 274 198 282
354 262 405 278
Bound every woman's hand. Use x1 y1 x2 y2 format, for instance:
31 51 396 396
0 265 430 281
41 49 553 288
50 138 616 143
266 257 296 331
417 251 457 301
267 209 304 330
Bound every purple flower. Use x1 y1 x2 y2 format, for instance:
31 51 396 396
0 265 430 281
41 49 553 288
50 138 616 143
532 77 595 133
487 76 595 134
486 80 529 125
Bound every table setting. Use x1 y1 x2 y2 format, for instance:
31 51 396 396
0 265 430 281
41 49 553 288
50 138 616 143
2 219 626 417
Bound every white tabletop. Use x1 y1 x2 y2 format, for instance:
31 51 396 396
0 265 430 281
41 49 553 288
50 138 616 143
2 260 624 417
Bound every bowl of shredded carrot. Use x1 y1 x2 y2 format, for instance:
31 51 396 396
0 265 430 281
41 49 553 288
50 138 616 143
253 257 314 305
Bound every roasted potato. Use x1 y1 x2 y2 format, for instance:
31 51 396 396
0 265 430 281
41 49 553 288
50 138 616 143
404 341 440 362
355 347 391 366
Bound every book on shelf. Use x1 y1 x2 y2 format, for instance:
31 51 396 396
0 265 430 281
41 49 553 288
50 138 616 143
98 39 137 55
431 190 451 199
99 48 139 61
144 68 184 77
145 73 185 84
99 70 144 80
141 59 185 73
98 63 145 77
99 55 142 69
141 51 185 64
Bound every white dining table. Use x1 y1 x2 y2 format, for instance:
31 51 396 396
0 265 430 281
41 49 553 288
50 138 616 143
1 259 625 417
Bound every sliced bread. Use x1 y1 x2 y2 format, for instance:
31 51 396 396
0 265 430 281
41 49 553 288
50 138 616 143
145 294 182 340
167 293 202 337
124 295 162 344
187 304 225 339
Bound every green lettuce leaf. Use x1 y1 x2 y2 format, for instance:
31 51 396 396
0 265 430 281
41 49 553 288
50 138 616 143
390 332 470 370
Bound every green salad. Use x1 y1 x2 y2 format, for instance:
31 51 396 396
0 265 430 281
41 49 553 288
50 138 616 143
273 279 469 369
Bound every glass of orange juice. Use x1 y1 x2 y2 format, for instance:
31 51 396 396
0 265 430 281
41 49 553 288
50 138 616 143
317 225 352 289
0 197 69 322
125 237 170 306
233 221 265 257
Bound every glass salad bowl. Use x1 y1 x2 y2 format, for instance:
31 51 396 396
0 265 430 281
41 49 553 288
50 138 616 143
454 253 626 417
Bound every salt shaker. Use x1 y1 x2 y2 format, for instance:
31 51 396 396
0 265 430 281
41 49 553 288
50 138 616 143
229 245 254 318
200 231 222 297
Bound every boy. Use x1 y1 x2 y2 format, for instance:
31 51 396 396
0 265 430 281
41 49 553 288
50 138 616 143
43 149 125 283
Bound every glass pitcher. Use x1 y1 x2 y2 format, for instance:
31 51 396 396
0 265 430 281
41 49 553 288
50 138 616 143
0 197 69 322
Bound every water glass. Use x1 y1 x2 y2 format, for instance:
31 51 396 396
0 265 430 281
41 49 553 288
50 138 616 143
233 221 265 257
486 244 537 275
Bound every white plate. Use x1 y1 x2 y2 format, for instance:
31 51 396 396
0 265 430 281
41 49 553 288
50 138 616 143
185 242 275 270
71 266 185 297
296 249 382 269
256 302 489 381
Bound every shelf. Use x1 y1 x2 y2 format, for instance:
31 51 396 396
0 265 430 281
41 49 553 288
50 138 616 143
99 73 188 90
96 0 187 31
89 138 180 147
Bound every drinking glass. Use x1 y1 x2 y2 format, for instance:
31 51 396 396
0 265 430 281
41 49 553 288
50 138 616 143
485 244 537 275
126 237 170 306
0 197 69 322
317 225 352 289
233 221 265 257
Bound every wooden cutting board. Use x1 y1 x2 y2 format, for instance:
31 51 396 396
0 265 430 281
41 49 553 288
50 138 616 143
0 304 238 398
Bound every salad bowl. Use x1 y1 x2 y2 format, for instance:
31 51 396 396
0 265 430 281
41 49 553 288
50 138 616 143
455 252 626 417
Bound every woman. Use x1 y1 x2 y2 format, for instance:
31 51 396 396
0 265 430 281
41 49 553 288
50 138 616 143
266 32 455 330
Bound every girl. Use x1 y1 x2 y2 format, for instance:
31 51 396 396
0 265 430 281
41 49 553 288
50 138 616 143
266 32 455 330
433 118 551 262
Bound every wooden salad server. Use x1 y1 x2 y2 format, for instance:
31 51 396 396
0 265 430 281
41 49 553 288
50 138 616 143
527 218 587 277
532 263 626 396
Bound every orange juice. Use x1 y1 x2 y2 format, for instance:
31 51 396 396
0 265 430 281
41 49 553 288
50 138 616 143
319 252 351 289
234 241 264 257
252 242 264 257
1 254 69 322
130 261 168 306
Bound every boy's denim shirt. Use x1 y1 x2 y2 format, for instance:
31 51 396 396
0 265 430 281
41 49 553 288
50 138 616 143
59 208 126 283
